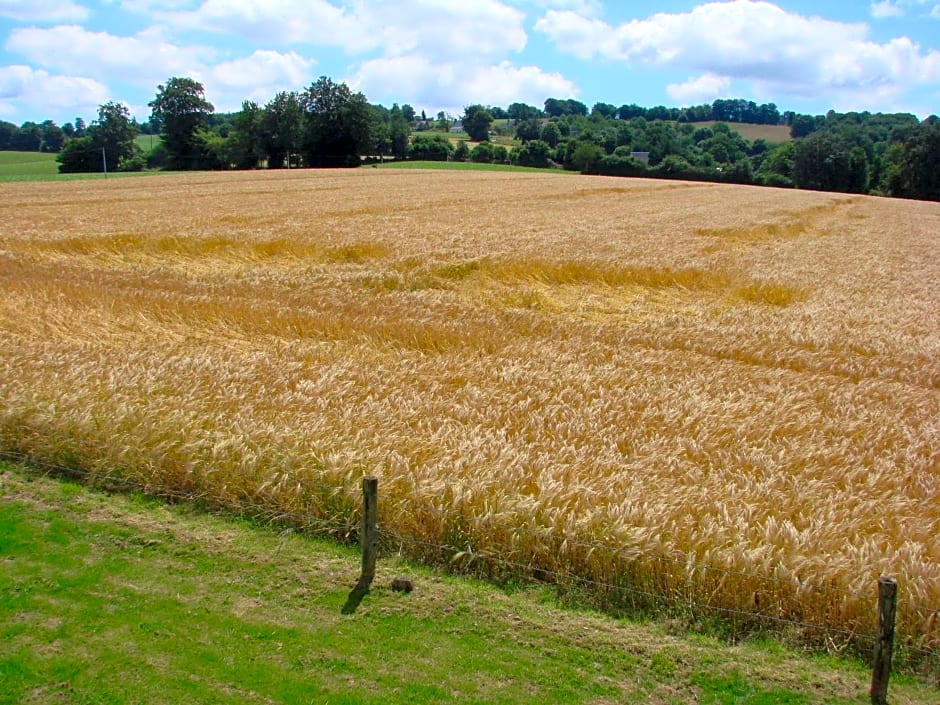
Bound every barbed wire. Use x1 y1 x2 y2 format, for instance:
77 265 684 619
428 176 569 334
2 449 937 665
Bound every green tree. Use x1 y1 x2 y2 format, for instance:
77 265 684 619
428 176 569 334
39 120 65 152
453 140 470 162
507 102 541 121
230 100 266 169
540 122 561 148
513 139 552 168
300 76 373 167
756 142 795 187
894 121 940 201
409 133 454 161
149 77 215 169
462 105 493 141
58 102 141 173
515 118 541 143
11 121 41 151
793 130 867 193
571 141 604 172
388 104 411 159
263 91 303 168
56 137 98 172
93 102 140 171
401 104 416 123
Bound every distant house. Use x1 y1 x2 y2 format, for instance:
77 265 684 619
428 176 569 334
630 151 650 164
449 120 464 134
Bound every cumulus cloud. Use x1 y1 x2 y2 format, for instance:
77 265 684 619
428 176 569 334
667 73 732 104
0 65 108 119
0 0 88 22
871 1 904 18
5 23 319 115
349 55 577 114
204 50 314 111
535 0 940 103
167 0 370 50
163 0 528 62
6 25 216 85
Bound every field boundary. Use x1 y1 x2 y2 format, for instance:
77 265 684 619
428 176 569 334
3 447 937 688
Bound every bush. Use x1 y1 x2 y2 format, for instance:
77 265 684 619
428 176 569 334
409 133 454 161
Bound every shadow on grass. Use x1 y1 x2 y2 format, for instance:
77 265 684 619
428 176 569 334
341 576 372 614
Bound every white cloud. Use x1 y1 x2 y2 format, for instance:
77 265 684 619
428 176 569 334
0 65 108 120
5 24 216 85
204 50 314 111
349 55 576 115
159 0 528 62
167 0 370 50
535 0 940 103
365 0 528 62
0 0 89 22
667 73 732 104
871 1 904 18
4 23 319 115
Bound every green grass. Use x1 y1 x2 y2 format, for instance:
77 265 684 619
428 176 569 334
2 463 937 705
136 134 162 152
0 151 59 180
369 160 573 174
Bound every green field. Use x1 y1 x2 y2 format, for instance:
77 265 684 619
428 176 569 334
0 151 58 180
3 463 936 705
688 121 793 143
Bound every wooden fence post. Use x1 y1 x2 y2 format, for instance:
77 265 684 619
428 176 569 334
359 476 379 588
870 576 897 705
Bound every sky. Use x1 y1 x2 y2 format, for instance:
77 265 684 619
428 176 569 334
1 0 938 127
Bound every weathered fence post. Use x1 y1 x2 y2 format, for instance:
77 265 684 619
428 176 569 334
870 576 898 705
359 476 379 588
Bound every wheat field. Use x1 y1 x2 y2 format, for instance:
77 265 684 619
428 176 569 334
1 169 937 656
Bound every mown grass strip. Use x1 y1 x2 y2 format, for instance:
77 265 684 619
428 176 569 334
3 463 938 705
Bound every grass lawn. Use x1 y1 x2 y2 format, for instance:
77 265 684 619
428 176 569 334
2 463 937 705
0 151 59 180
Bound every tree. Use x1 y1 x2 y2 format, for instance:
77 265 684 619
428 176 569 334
11 122 41 151
388 104 411 159
894 121 940 201
409 133 454 161
540 122 561 148
513 139 552 168
515 118 541 143
401 104 416 123
453 140 470 162
301 76 373 167
40 120 65 152
571 141 604 172
591 102 617 119
793 130 861 193
0 120 18 150
56 137 98 172
57 102 141 173
230 100 266 169
149 77 214 169
507 102 541 121
462 104 493 141
263 91 303 168
93 102 140 170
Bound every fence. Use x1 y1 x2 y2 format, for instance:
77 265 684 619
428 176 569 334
3 451 937 699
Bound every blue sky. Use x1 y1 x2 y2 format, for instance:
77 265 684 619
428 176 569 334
1 0 938 126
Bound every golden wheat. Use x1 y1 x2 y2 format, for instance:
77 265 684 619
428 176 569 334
1 170 937 655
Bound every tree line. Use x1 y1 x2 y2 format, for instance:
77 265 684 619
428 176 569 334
3 76 937 201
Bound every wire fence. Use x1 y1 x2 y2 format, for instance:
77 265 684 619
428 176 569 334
2 448 937 682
